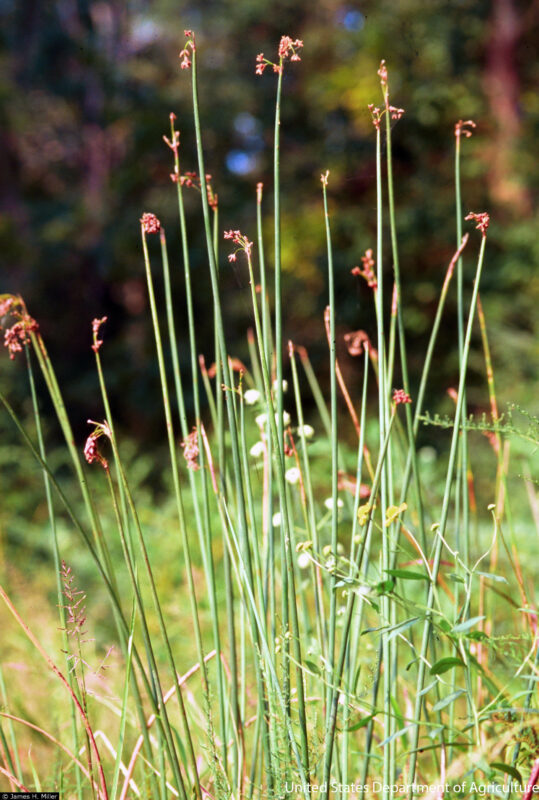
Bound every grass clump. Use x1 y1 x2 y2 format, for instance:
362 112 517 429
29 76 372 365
1 32 538 800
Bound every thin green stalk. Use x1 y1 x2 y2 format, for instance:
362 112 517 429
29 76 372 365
188 40 275 793
24 349 81 797
289 343 327 658
200 427 309 791
257 182 276 649
321 174 339 738
321 411 397 798
343 347 370 785
141 225 210 700
271 65 293 730
407 229 488 793
0 392 171 800
27 329 116 591
110 604 136 800
159 226 229 775
241 238 311 782
372 111 393 800
396 235 469 516
102 456 190 800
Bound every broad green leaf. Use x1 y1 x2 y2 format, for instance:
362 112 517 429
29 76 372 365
477 572 508 584
431 689 465 712
386 616 421 643
430 657 465 675
378 726 409 748
344 713 375 732
385 568 429 581
375 578 395 596
452 615 485 634
490 763 523 784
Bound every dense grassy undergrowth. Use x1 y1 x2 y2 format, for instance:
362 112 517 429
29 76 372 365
1 32 538 800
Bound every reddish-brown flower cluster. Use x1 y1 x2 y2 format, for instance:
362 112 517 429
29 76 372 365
344 329 376 358
351 249 377 290
163 130 180 156
0 297 14 318
84 420 111 470
4 320 37 359
180 171 198 187
455 119 476 139
179 30 195 70
176 171 218 209
224 229 253 262
389 105 405 120
368 104 383 130
140 213 161 234
182 428 200 471
393 388 412 405
1 295 39 360
338 471 371 499
256 35 303 75
465 211 490 236
3 315 39 360
368 103 404 129
91 316 107 354
370 61 406 126
206 356 246 379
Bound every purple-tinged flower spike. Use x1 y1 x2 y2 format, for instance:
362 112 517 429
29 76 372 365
256 35 303 76
223 229 253 263
465 211 490 237
91 316 107 353
140 213 161 234
320 170 330 187
455 119 476 139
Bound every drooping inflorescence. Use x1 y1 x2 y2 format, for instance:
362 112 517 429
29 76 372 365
84 419 112 470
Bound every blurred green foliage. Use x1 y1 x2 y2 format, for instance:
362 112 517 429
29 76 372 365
1 0 538 446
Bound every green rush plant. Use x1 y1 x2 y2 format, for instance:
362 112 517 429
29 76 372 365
0 32 537 800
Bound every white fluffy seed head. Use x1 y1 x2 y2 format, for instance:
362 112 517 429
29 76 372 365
297 424 315 439
249 441 265 458
244 388 261 405
285 467 301 484
324 497 344 511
